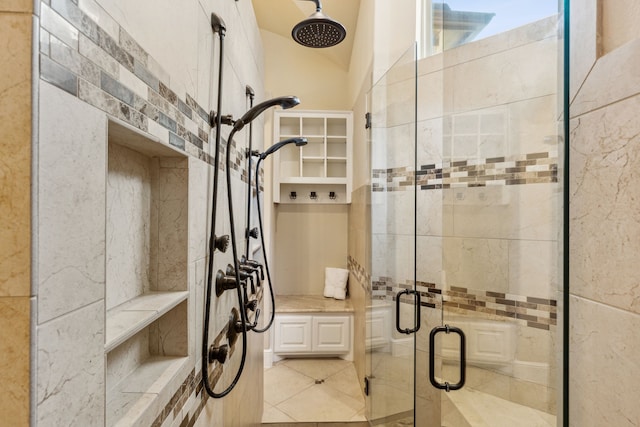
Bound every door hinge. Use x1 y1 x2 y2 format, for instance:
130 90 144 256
365 112 371 129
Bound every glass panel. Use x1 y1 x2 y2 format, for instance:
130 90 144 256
421 0 558 58
434 1 563 426
368 45 418 425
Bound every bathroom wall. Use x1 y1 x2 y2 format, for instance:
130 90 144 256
0 1 32 424
32 0 265 425
259 29 351 297
569 1 640 425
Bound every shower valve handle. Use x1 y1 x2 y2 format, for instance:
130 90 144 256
239 265 261 290
246 308 261 330
240 257 264 280
215 270 243 297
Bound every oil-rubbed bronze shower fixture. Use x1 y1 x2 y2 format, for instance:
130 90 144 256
292 0 346 48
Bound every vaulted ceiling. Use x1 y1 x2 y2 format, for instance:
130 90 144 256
252 0 361 70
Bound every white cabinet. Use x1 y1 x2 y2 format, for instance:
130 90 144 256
274 315 312 353
274 314 351 355
366 303 391 351
273 110 353 204
312 316 351 353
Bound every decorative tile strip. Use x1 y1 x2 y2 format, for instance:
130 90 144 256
39 0 257 183
373 152 558 191
372 277 557 330
150 322 228 427
347 255 370 292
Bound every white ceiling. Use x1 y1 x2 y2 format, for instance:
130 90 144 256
251 0 361 69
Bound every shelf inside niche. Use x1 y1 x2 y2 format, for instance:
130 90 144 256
107 356 189 427
105 291 189 352
106 120 190 427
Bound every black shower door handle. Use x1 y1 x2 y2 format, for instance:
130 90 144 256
429 325 466 392
395 289 421 334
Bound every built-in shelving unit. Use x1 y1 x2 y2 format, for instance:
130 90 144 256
105 121 190 427
273 110 353 204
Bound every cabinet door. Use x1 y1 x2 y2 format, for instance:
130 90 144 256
274 316 312 353
312 316 350 353
366 306 391 350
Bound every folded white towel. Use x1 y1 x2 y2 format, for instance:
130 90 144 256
325 267 349 300
323 284 335 298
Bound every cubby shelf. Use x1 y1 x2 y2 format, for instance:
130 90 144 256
273 110 353 204
106 356 190 427
106 121 190 427
105 291 189 352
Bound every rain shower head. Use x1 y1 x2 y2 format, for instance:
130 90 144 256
233 96 300 132
292 0 346 48
260 137 307 160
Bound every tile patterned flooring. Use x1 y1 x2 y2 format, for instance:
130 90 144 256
262 357 556 427
262 358 366 424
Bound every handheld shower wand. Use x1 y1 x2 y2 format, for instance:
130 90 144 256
232 96 300 132
251 137 307 334
224 98 301 336
259 137 308 159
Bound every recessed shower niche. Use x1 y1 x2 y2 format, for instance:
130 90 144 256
105 121 189 426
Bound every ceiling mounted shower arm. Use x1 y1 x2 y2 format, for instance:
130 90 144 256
302 0 322 12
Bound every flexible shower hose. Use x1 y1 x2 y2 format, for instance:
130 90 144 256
250 156 276 333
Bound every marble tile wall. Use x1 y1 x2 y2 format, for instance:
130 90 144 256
33 0 266 425
0 2 32 424
569 2 640 422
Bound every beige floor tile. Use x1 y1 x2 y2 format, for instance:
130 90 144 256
349 408 367 421
263 401 296 423
264 364 315 406
369 382 413 421
324 364 365 401
277 383 364 422
281 357 351 380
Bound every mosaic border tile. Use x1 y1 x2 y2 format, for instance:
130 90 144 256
150 323 229 427
38 0 258 184
347 255 370 293
372 277 557 330
372 152 558 192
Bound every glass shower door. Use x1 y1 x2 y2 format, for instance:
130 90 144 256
368 2 564 426
367 45 421 425
421 1 564 426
